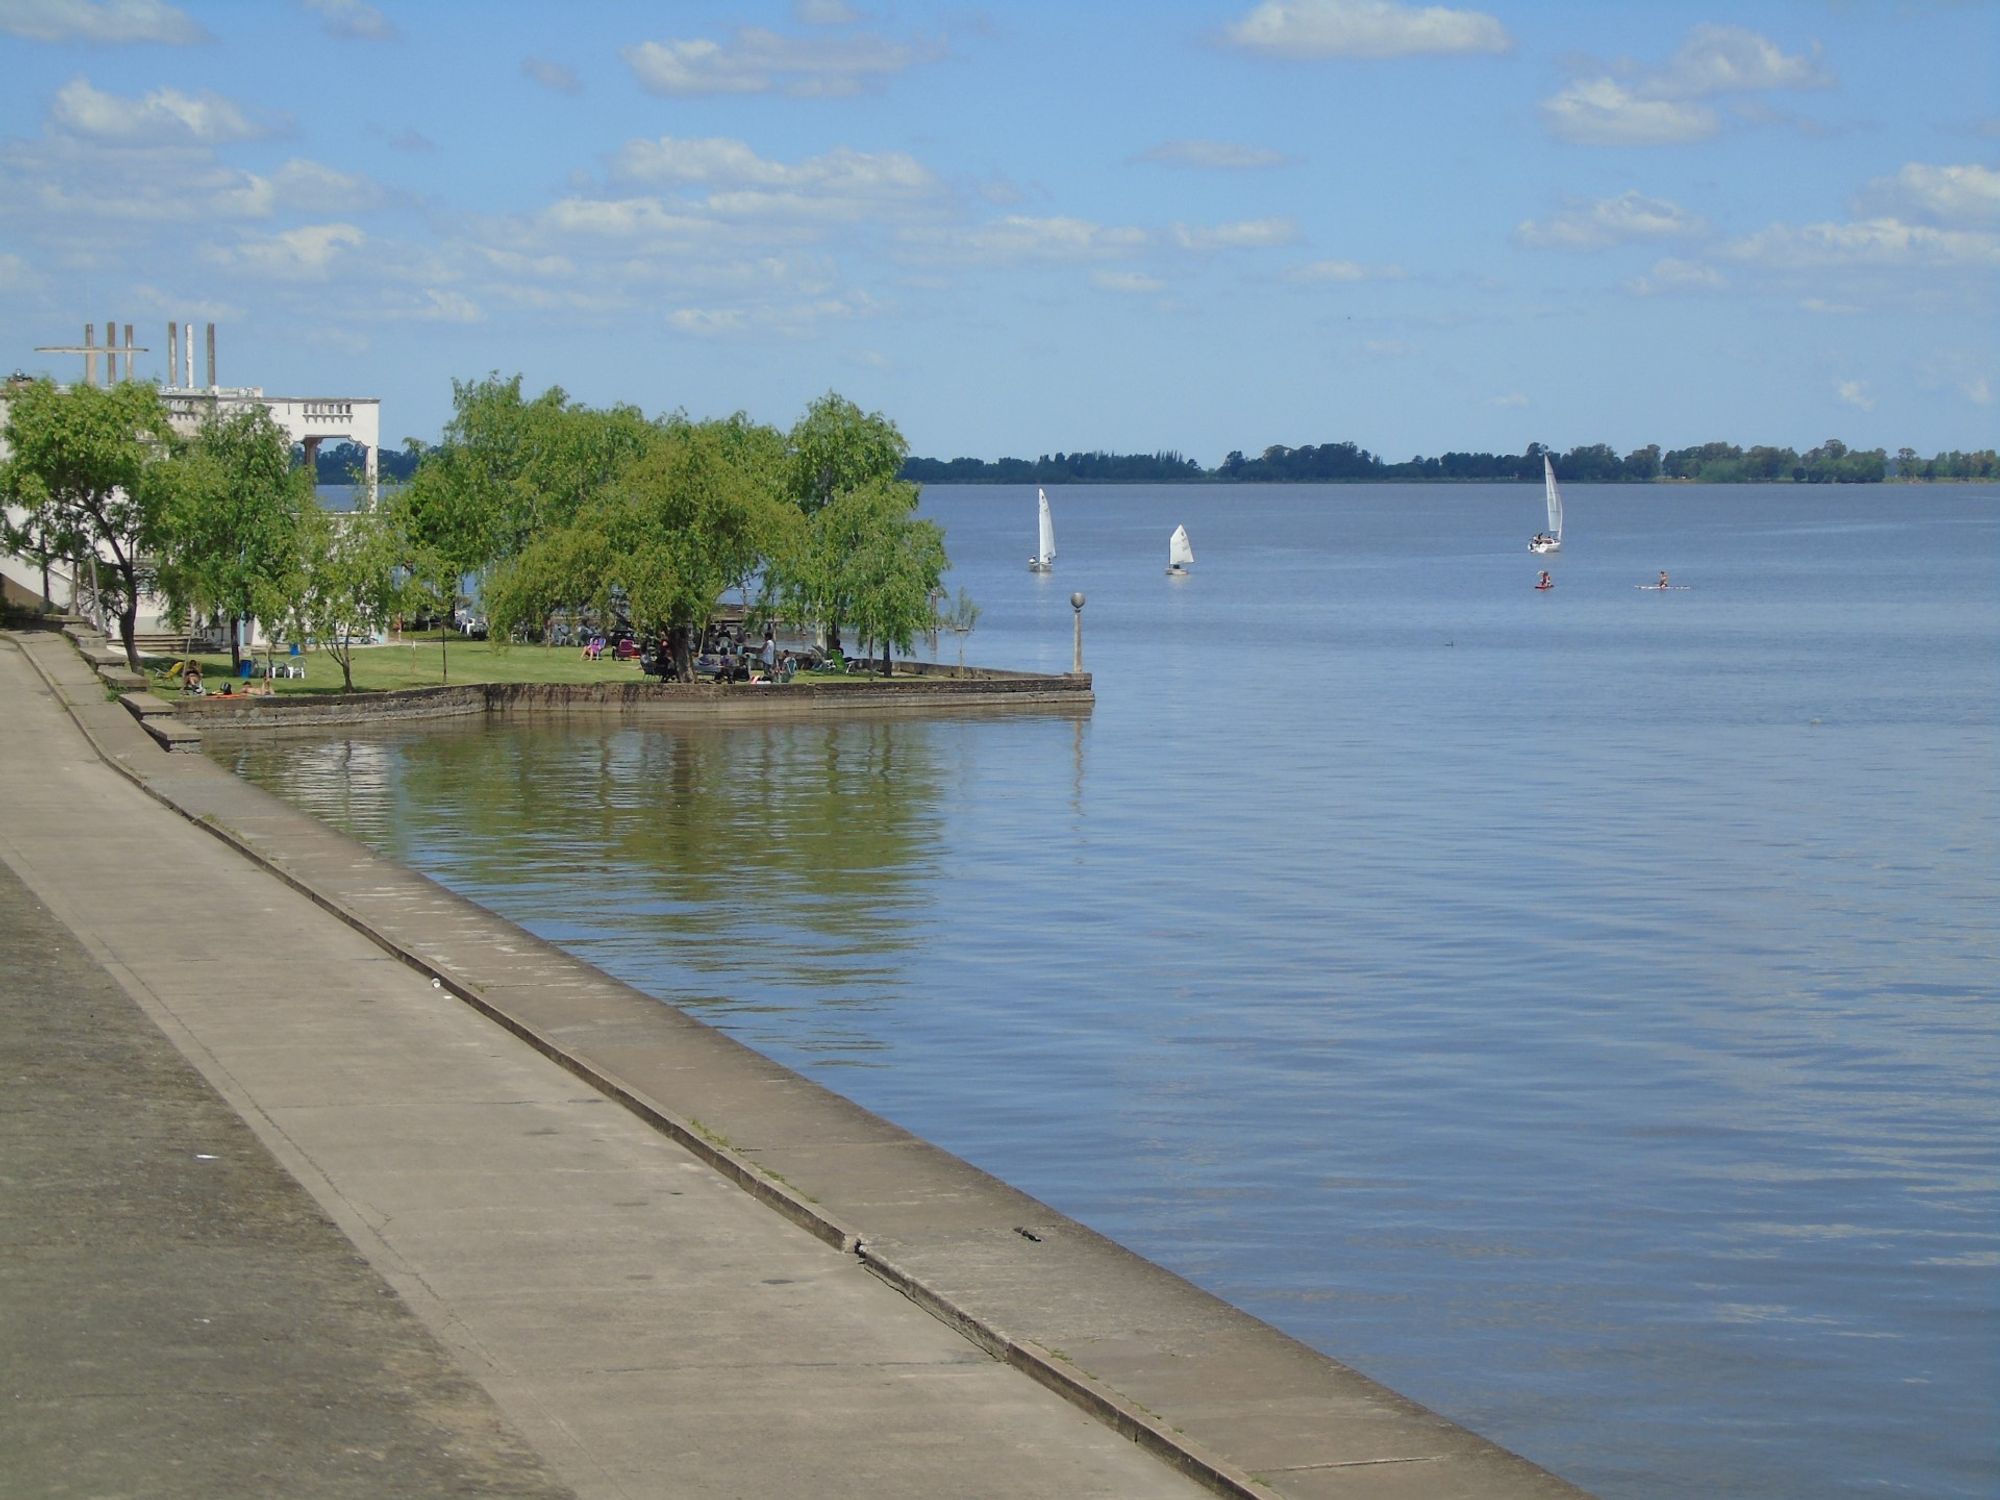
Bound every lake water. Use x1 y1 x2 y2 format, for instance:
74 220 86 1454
218 482 1998 1500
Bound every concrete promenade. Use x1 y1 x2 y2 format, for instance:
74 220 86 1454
0 628 1592 1499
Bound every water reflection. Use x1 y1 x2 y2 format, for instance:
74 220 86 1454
220 715 960 1043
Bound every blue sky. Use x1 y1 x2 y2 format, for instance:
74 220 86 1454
1 0 1995 465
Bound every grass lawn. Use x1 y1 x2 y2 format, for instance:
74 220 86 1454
145 633 858 696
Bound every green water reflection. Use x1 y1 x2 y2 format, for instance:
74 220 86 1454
217 715 953 1001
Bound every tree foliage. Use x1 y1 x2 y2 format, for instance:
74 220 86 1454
767 397 942 664
154 403 315 668
484 413 790 679
0 378 175 668
283 499 413 692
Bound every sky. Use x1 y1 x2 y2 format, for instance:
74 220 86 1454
1 0 1996 467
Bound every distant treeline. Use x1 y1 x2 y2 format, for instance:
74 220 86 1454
301 440 422 484
902 439 2000 485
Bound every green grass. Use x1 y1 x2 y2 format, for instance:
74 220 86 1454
146 633 852 697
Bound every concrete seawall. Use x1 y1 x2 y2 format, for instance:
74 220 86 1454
166 656 1094 736
7 624 1593 1500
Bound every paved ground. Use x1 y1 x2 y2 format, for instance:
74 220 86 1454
0 861 574 1500
0 627 1592 1500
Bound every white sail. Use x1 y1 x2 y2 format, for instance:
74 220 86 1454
1531 456 1565 552
1168 524 1194 569
1030 488 1056 571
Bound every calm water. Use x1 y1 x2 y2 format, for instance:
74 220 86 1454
219 482 1998 1500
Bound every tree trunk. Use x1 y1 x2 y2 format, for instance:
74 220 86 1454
116 594 141 673
669 623 695 682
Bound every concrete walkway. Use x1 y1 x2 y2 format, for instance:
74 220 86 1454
0 628 1591 1499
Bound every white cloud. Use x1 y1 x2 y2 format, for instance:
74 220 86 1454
1488 392 1529 408
1663 24 1828 96
1518 191 1706 250
1965 377 1992 406
1542 25 1826 147
667 290 880 340
1092 270 1166 293
539 197 722 244
1172 217 1300 251
1285 257 1405 282
1856 162 2000 225
408 288 482 323
623 26 938 98
612 137 936 200
1136 140 1287 170
473 246 577 279
1729 217 2000 270
205 223 365 280
1224 0 1510 59
302 0 395 42
1541 79 1717 147
271 157 382 212
1626 257 1727 295
51 76 275 146
0 0 206 44
1800 297 1860 315
522 57 582 96
900 215 1148 266
1836 380 1874 411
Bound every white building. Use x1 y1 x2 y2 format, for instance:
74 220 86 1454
2 322 381 647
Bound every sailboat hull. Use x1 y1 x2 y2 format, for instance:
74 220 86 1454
1529 538 1561 554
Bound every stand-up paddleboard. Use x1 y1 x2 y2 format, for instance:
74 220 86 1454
1636 584 1693 590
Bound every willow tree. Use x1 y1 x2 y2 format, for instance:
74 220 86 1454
768 392 944 664
0 378 175 670
483 413 789 680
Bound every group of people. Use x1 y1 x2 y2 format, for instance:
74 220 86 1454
178 662 270 697
702 626 796 684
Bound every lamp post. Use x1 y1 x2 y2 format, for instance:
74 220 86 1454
1070 591 1086 675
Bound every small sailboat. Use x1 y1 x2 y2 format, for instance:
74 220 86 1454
1530 456 1564 554
1028 488 1056 573
1166 524 1194 576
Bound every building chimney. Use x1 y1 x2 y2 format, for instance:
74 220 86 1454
123 325 134 383
167 323 178 387
83 323 96 386
206 323 216 389
184 323 194 389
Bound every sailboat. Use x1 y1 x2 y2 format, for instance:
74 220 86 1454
1530 456 1564 554
1166 524 1194 576
1028 488 1056 573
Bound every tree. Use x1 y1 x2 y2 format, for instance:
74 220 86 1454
154 403 314 671
846 501 948 675
775 478 945 674
941 587 982 668
784 391 908 514
0 379 174 670
483 414 789 681
769 394 941 661
282 497 413 692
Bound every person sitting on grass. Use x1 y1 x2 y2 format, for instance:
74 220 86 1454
181 662 204 695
